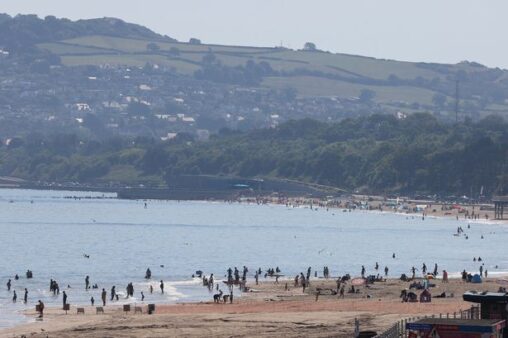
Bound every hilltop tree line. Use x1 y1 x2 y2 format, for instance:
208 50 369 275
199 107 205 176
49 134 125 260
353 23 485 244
0 13 175 52
0 113 506 196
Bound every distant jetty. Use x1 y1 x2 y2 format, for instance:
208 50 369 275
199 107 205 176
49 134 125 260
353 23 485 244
7 175 343 201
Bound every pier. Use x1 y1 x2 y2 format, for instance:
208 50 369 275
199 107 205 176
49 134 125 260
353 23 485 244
493 196 508 220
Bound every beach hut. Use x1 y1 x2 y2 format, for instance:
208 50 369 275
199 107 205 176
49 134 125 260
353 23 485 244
420 289 431 303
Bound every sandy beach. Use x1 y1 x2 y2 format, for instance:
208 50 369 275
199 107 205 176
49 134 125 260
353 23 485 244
1 276 503 338
249 195 508 225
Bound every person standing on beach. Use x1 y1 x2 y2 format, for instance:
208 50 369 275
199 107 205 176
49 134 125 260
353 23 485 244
160 280 164 294
384 266 389 276
479 265 483 277
37 300 44 318
63 291 68 307
6 279 11 291
361 265 366 278
433 263 438 276
12 290 17 302
85 275 90 290
442 270 448 283
90 296 94 306
101 288 107 306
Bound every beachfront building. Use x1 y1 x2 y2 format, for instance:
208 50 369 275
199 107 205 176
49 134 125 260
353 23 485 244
464 292 508 321
406 318 505 337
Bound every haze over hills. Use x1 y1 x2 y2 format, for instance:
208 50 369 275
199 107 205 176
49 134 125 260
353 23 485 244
0 14 506 196
0 14 508 140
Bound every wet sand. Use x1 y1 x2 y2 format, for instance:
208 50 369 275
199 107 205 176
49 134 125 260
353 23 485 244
1 277 502 338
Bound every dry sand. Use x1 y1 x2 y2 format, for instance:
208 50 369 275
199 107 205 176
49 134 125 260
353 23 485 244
1 277 502 338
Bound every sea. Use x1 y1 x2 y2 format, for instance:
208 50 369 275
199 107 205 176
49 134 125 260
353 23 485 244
0 188 507 328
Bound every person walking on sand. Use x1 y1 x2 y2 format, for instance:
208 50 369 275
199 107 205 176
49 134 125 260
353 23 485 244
6 279 11 291
23 288 28 303
110 286 116 301
101 288 107 306
160 280 164 294
37 300 44 318
12 290 17 303
62 291 68 307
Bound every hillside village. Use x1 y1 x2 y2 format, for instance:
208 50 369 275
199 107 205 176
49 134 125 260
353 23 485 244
1 14 508 143
0 57 392 141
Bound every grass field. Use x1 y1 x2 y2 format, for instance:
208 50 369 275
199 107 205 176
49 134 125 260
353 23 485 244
263 75 440 104
37 34 508 112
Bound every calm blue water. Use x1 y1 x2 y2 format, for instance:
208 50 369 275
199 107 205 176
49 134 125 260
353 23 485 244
0 188 507 328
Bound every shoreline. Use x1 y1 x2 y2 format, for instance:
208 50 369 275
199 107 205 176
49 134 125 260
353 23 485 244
1 186 506 226
2 277 505 338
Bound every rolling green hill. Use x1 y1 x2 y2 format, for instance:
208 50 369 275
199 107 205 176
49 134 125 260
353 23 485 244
0 13 507 121
35 33 508 118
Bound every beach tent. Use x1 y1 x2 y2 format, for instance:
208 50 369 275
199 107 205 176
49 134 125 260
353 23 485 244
420 289 431 303
472 274 482 283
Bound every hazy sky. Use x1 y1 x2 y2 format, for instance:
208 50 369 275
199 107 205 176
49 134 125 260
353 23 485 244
3 0 508 68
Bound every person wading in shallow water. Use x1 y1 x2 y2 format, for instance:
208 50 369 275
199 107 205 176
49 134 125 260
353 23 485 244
160 280 164 294
63 291 68 307
101 288 107 306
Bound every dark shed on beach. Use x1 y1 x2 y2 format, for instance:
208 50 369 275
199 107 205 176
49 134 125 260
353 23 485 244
463 291 508 337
